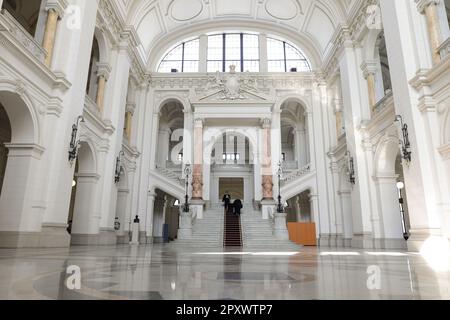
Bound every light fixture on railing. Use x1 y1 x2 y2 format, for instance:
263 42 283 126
183 163 192 213
68 115 84 164
114 151 125 184
346 151 356 185
277 161 284 213
396 181 410 241
395 115 412 162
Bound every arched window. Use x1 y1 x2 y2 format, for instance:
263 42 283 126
267 38 311 72
157 38 200 73
207 33 260 72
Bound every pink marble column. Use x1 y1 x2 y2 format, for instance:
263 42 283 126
192 118 204 200
261 118 273 200
417 0 442 64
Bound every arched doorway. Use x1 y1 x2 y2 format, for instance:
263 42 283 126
0 103 11 197
69 141 100 245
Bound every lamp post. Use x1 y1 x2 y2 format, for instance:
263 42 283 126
68 115 84 163
277 161 284 213
345 151 356 185
396 181 410 241
183 163 192 213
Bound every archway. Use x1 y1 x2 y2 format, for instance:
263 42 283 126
157 100 184 169
86 36 101 100
208 130 255 209
69 141 100 245
152 189 179 243
0 90 39 240
374 136 409 248
280 99 310 169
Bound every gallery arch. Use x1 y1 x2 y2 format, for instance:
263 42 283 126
0 103 11 197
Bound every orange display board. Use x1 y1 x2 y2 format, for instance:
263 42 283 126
288 223 317 246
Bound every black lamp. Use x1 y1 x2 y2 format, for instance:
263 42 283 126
346 151 356 185
68 115 84 163
183 163 192 212
115 151 125 184
395 115 412 162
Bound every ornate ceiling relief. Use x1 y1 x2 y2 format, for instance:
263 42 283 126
199 66 262 101
167 0 204 22
264 0 302 20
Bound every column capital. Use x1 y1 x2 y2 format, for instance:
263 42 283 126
260 117 271 129
96 63 112 80
194 118 204 128
360 61 378 79
416 0 440 14
45 0 68 18
126 102 136 115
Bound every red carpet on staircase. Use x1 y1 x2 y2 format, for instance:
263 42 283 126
223 208 242 247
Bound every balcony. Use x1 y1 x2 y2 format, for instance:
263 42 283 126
0 9 46 64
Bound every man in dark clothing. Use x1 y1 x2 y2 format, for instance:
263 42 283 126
222 191 231 212
233 199 243 216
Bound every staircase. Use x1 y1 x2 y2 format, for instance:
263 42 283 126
223 209 242 247
241 210 301 250
172 209 224 247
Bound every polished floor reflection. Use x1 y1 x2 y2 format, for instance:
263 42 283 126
0 244 449 300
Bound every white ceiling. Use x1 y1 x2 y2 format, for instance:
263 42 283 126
114 0 359 69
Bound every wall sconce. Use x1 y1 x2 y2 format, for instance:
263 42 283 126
346 151 356 185
68 116 84 164
115 151 125 184
395 115 411 162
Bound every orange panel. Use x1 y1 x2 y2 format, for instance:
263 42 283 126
287 222 317 246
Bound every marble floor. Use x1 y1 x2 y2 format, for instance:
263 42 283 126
0 244 450 300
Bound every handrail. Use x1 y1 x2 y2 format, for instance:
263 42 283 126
282 163 311 184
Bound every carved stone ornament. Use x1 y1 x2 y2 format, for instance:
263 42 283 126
262 175 274 199
205 65 259 100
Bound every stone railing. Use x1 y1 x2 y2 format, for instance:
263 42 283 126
438 36 450 61
282 163 311 184
373 90 394 115
155 165 184 186
282 161 299 171
0 9 47 63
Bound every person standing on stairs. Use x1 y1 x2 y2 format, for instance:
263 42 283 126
233 199 243 216
222 191 232 213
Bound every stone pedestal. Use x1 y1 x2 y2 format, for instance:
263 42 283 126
130 222 139 245
261 199 276 220
191 199 205 220
177 210 193 240
273 212 289 240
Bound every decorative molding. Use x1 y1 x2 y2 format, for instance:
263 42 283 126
415 0 440 14
45 0 69 18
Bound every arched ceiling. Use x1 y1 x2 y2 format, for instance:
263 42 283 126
119 0 358 70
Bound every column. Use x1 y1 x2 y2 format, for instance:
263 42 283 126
334 98 344 138
95 63 111 114
191 118 204 218
0 144 45 247
260 118 276 219
124 103 136 142
192 118 204 200
361 61 378 114
145 191 156 243
374 176 406 249
157 127 171 168
295 196 301 222
70 173 100 244
381 0 444 251
416 0 442 64
42 0 67 67
339 190 353 247
309 193 320 243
